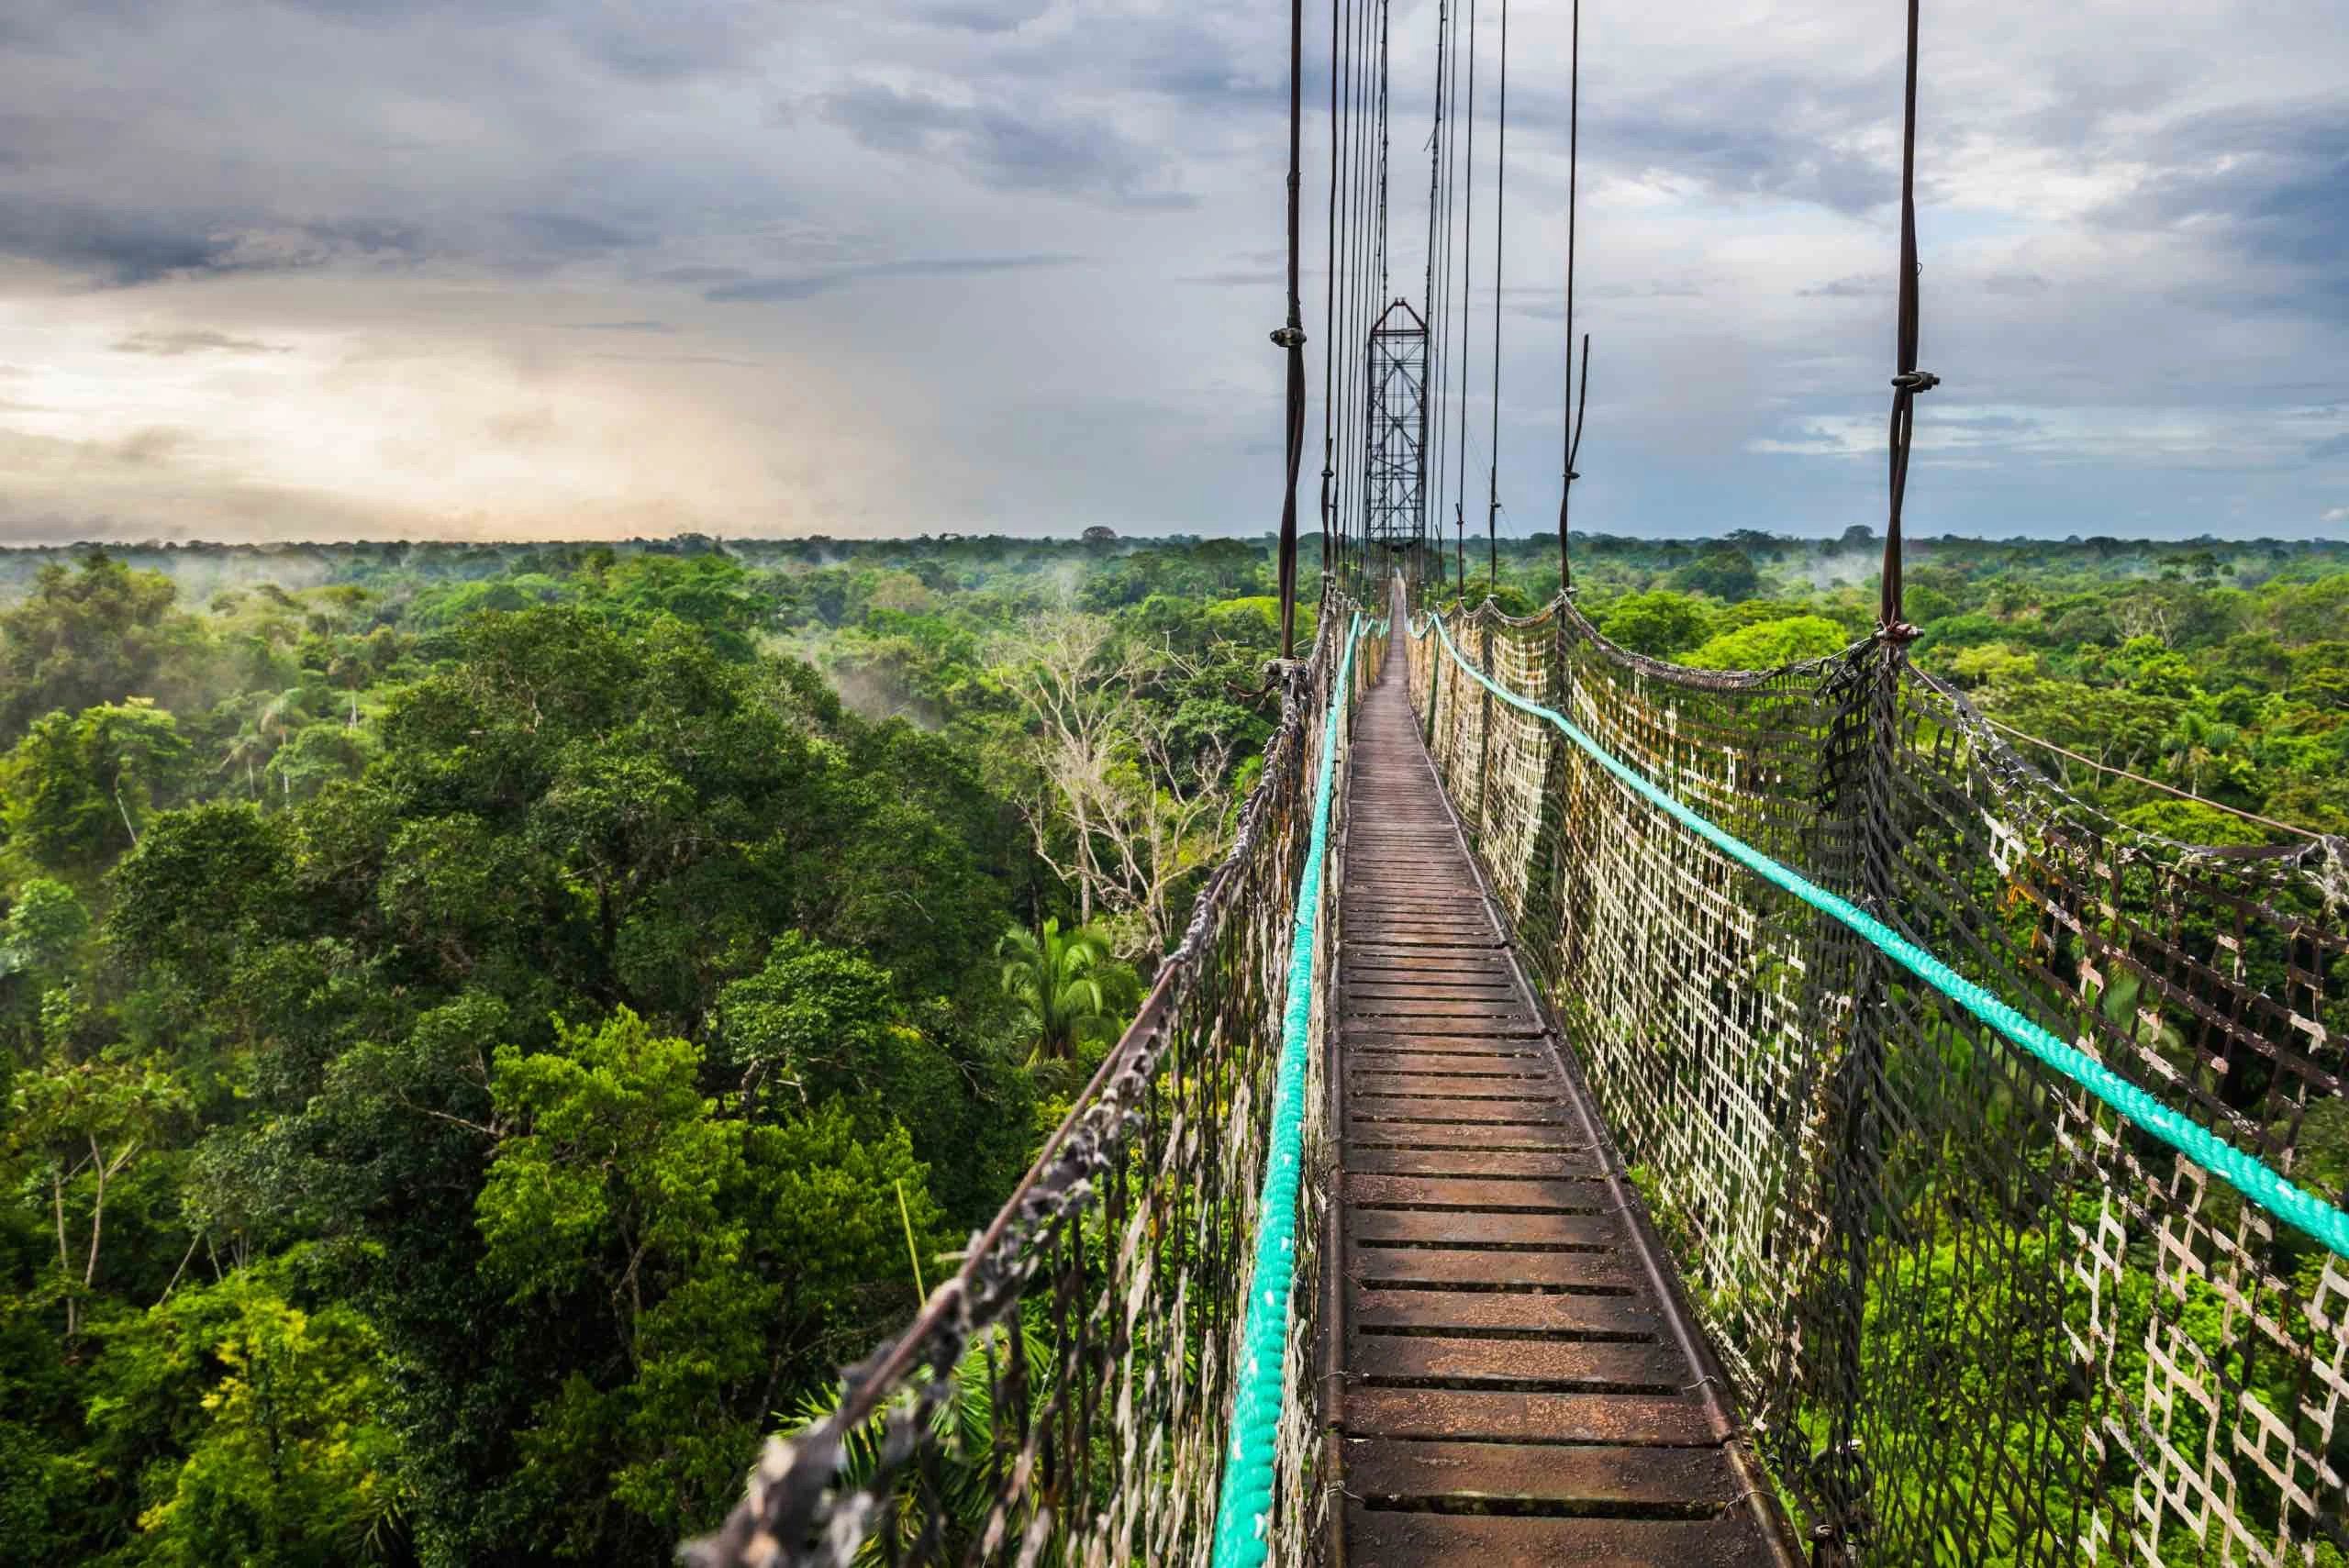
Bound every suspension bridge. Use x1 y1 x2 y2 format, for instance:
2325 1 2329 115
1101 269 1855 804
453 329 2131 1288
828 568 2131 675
677 0 2349 1560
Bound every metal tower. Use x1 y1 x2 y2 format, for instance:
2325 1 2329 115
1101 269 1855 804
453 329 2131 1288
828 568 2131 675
1364 299 1429 575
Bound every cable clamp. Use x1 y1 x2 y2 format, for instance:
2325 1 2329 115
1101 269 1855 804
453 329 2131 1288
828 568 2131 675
1890 370 1940 394
1270 325 1307 349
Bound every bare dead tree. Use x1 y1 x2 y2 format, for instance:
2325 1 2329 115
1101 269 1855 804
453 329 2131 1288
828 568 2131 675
999 615 1240 960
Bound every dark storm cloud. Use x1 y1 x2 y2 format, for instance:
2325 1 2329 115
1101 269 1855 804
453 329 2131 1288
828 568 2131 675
2098 99 2349 275
705 252 1082 303
505 209 645 259
820 83 1194 208
1508 67 1898 217
0 198 427 286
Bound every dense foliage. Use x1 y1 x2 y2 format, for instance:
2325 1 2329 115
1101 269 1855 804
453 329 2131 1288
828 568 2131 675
3 528 2344 1564
1450 527 2349 840
0 537 1298 1565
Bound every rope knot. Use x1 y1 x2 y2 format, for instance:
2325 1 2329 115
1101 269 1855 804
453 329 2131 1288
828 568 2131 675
1269 326 1307 350
1890 370 1940 395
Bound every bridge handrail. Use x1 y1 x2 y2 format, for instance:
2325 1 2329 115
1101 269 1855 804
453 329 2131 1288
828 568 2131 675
1210 610 1364 1567
685 588 1387 1567
1405 592 2349 1566
1423 607 2349 1257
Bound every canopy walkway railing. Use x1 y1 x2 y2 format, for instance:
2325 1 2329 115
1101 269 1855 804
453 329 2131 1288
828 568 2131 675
687 595 1386 1568
1408 595 2349 1566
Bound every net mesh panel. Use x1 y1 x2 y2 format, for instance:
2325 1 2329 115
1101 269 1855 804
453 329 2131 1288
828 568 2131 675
685 593 1385 1568
1407 598 2349 1568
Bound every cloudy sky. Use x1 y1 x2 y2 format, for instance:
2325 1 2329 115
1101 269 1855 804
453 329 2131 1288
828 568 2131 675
0 0 2343 543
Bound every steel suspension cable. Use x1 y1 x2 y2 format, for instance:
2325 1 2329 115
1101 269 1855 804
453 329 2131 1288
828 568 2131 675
1880 0 1936 630
1435 0 1464 597
1485 0 1506 592
1555 0 1590 595
1273 0 1308 658
1420 2 1446 584
1375 0 1390 301
1335 0 1354 570
1446 0 1465 591
1345 0 1374 570
1335 0 1359 584
1319 0 1341 583
1424 0 1453 592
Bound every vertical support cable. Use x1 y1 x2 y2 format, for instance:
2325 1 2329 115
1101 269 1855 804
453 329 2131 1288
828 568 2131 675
1319 0 1342 586
1431 0 1462 601
1376 0 1390 303
1346 0 1375 582
1878 0 1935 633
1485 0 1507 595
1823 6 1932 1552
1554 0 1589 595
1454 0 1476 603
1422 0 1448 592
1272 0 1309 659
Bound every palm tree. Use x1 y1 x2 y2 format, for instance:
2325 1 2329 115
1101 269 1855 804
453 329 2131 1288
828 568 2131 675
996 918 1119 1065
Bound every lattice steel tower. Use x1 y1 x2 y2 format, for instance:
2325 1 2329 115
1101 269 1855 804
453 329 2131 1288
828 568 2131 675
1364 299 1429 574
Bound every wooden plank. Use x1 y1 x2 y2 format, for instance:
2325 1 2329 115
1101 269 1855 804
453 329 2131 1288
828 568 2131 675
1341 1437 1743 1508
1344 1173 1608 1211
1349 1334 1687 1393
1350 1072 1564 1099
1341 1387 1715 1447
1346 1095 1578 1125
1349 1287 1662 1339
1343 1504 1781 1568
1341 1029 1552 1053
1344 997 1543 1021
1346 1246 1638 1292
1345 1146 1605 1179
1348 1118 1581 1146
1344 1051 1550 1074
1348 1208 1619 1250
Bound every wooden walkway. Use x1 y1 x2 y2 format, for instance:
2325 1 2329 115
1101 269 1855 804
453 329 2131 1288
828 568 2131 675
1322 638 1797 1568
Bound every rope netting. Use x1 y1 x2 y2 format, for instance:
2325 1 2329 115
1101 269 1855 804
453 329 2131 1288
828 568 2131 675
1408 595 2349 1567
685 595 1387 1568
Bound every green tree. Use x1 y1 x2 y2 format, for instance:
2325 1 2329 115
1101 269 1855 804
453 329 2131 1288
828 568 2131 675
1683 615 1850 672
1667 548 1759 602
0 554 204 745
122 1279 406 1568
474 1009 941 1556
996 918 1129 1066
1597 591 1710 658
1 701 190 875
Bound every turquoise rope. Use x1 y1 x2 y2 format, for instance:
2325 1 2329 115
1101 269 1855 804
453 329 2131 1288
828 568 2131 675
1209 611 1364 1568
1424 612 2349 1260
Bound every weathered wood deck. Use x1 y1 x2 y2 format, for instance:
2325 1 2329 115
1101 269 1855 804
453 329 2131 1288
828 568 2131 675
1321 637 1798 1567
